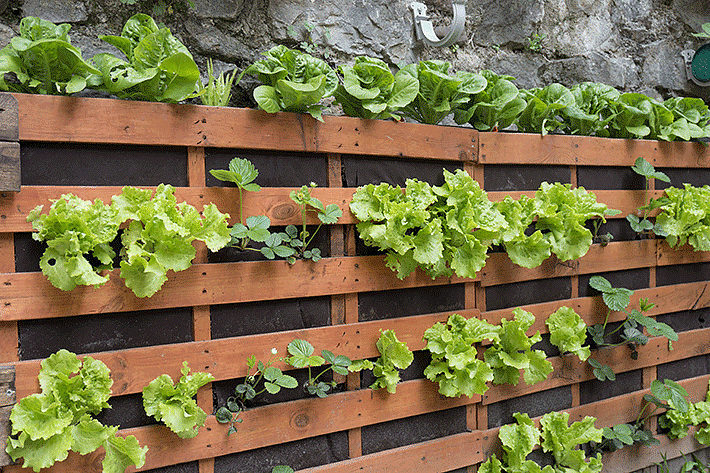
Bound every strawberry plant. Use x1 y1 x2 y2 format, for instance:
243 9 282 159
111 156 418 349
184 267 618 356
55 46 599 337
585 276 677 381
285 339 351 398
658 379 710 445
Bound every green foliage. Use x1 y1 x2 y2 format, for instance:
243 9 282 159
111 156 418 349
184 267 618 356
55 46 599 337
26 195 122 291
285 340 351 398
5 349 147 473
517 84 575 136
334 56 419 121
694 22 710 39
454 70 527 131
540 411 603 473
28 186 230 298
350 168 505 280
526 33 547 52
659 380 710 444
0 17 101 95
349 329 414 393
398 60 487 124
654 183 710 251
199 59 238 107
495 182 614 269
546 306 591 361
210 159 340 264
423 313 499 398
272 467 295 473
484 308 553 386
586 276 677 381
216 349 296 435
92 14 200 102
142 362 214 439
481 411 603 473
560 82 620 136
243 45 337 121
113 184 231 297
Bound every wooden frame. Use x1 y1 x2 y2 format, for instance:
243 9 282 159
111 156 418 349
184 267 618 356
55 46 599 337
2 92 710 472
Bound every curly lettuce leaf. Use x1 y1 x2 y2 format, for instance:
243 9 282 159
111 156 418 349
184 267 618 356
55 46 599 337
27 195 121 291
499 412 540 471
102 434 147 473
142 361 214 439
654 184 710 251
366 329 414 393
546 306 591 361
540 411 602 473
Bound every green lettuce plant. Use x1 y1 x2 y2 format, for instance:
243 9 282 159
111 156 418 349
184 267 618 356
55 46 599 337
91 13 200 102
0 16 101 95
199 59 238 107
242 45 338 121
5 349 147 473
545 306 591 361
423 313 499 398
142 362 214 439
494 182 616 269
349 329 414 394
398 60 487 124
454 70 527 131
517 83 575 136
480 411 603 473
659 379 710 444
29 185 231 298
484 308 553 386
334 56 419 121
560 82 620 136
350 168 506 280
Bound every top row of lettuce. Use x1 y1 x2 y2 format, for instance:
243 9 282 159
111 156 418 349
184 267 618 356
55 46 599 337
2 14 709 142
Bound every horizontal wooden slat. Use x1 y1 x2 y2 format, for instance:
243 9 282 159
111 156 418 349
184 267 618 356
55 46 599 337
480 239 657 287
15 94 477 162
0 186 356 233
478 131 710 167
2 186 652 233
0 256 472 321
300 431 482 473
3 379 475 473
657 239 710 266
13 309 479 398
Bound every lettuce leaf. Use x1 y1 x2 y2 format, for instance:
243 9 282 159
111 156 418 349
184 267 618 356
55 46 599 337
423 314 498 397
142 361 214 439
540 411 602 473
93 13 199 102
546 306 591 361
654 184 710 251
484 308 553 386
454 70 526 131
243 45 337 121
518 83 575 136
334 56 419 120
0 16 101 95
6 350 146 473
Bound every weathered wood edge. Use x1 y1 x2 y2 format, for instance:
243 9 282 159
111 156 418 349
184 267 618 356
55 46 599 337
0 364 16 467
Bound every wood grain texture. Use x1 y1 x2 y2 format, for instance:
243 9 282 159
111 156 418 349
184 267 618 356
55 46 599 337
478 131 710 167
14 94 477 161
13 309 479 398
0 142 20 192
0 93 18 142
0 256 472 321
3 379 474 473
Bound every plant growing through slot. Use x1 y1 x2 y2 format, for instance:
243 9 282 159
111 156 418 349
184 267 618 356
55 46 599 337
349 329 414 394
285 339 351 398
215 348 298 435
585 276 677 381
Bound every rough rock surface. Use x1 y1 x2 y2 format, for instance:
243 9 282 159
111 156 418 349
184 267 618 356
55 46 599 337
0 0 707 105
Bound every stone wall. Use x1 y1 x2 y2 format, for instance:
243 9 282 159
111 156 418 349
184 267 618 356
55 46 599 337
1 0 709 107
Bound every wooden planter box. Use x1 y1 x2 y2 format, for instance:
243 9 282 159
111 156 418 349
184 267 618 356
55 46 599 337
1 93 710 473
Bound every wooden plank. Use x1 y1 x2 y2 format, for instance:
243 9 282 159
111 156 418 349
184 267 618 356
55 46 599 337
480 239 657 287
0 364 15 467
482 327 710 405
0 185 356 233
478 131 710 167
0 93 18 141
657 239 710 266
13 309 479 398
0 232 17 364
300 431 482 473
0 256 474 321
0 142 20 192
14 94 477 162
4 379 475 473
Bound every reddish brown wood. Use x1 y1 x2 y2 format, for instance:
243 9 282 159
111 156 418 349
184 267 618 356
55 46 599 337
15 94 477 162
478 132 710 167
4 379 475 473
0 256 473 321
13 309 479 398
